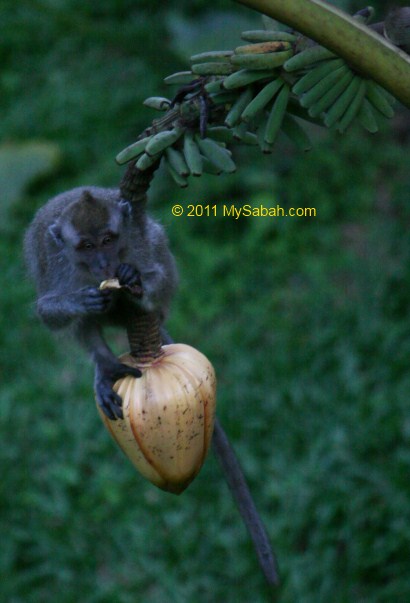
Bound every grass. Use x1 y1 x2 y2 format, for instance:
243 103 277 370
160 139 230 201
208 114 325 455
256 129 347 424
1 1 410 601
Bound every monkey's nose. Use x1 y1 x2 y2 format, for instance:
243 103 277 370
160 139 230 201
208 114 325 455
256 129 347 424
102 266 115 279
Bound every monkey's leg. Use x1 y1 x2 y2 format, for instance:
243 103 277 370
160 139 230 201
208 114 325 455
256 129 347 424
75 320 142 420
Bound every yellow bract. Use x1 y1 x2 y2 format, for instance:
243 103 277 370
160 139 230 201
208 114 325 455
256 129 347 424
98 344 217 494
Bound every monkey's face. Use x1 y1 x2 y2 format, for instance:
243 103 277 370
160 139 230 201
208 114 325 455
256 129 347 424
50 193 132 282
72 231 126 280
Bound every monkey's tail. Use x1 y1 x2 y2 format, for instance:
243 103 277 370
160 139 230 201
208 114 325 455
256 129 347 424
160 328 279 587
212 418 279 587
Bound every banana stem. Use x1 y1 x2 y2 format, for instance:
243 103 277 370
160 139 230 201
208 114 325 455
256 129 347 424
233 0 410 108
120 161 159 221
126 310 164 362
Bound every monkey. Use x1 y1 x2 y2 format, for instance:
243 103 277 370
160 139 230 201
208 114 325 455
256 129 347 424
25 186 279 586
24 186 178 421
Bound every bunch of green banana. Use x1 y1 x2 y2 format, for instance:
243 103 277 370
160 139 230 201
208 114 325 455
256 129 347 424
188 30 297 79
115 8 399 188
283 44 337 72
117 123 239 187
190 50 235 76
162 130 237 186
116 127 184 167
258 80 292 150
358 81 396 132
288 49 396 132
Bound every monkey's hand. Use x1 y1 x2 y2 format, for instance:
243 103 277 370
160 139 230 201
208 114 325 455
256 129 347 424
95 360 142 420
116 263 143 296
75 286 113 315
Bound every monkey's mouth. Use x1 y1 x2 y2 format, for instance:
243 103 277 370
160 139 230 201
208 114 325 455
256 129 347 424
87 265 117 281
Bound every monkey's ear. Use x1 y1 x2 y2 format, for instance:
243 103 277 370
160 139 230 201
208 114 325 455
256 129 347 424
48 222 63 247
118 199 132 218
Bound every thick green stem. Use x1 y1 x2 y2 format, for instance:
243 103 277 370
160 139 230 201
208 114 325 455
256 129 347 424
233 0 410 108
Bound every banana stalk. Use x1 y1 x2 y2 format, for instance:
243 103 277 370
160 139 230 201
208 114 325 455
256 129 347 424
97 280 216 495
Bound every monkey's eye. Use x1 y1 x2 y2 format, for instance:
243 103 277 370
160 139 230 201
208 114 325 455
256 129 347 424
77 240 94 251
102 233 118 246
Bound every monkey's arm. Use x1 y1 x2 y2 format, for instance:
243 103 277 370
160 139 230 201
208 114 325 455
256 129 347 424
116 261 175 316
37 287 113 330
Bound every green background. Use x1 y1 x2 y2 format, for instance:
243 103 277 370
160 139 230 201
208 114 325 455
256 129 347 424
1 1 410 601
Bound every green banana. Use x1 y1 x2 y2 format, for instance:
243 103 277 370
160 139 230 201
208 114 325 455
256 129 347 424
375 85 396 106
164 71 195 85
208 91 239 106
190 50 233 63
232 121 249 140
204 79 224 94
234 41 291 54
337 79 366 132
292 58 344 96
307 70 354 118
136 152 161 171
281 115 311 151
241 30 297 43
165 147 190 177
195 136 236 173
116 135 152 165
241 78 284 122
207 126 234 143
257 117 274 153
283 45 336 72
324 76 362 128
241 131 258 145
222 69 275 90
264 83 290 144
143 97 171 111
145 128 184 156
232 124 259 145
192 62 234 76
225 87 254 127
202 157 222 175
357 98 379 133
230 50 292 70
365 81 395 118
183 131 203 176
165 159 189 188
300 64 351 108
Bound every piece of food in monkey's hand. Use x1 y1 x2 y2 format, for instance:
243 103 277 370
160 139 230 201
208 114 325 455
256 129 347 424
99 277 143 297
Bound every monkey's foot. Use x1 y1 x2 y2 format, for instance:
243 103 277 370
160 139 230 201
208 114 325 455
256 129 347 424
95 363 142 420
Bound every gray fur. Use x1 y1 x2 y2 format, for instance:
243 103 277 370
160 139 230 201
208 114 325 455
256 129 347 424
24 186 178 419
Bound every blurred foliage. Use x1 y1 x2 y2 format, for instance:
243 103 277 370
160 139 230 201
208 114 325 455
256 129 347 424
1 0 410 602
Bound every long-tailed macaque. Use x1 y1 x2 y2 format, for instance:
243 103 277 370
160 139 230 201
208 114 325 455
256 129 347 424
25 184 278 585
24 187 178 420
